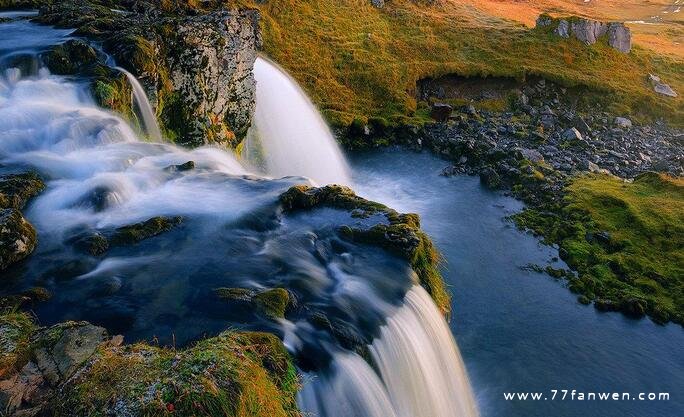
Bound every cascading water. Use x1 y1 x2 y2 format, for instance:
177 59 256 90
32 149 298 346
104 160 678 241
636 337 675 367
115 66 163 142
244 57 352 186
1 18 478 417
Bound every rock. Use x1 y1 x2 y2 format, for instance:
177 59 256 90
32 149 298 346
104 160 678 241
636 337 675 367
0 173 45 210
110 216 182 245
164 160 195 172
554 20 570 38
648 73 678 97
520 148 545 164
42 40 99 75
584 160 610 175
653 83 678 98
430 103 452 122
562 127 583 141
0 209 37 271
536 14 553 27
32 322 108 386
614 117 632 129
38 2 262 148
69 232 109 256
607 23 631 53
215 287 291 319
479 167 501 189
570 19 607 45
370 0 385 8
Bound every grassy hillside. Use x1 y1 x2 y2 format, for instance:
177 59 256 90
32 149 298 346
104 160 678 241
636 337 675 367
515 173 684 324
227 0 683 127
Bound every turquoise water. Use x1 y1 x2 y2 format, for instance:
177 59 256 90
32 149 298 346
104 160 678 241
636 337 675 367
352 148 683 417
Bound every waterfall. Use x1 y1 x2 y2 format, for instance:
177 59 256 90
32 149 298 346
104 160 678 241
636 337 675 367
1 19 479 417
298 286 480 417
115 67 163 142
244 57 351 186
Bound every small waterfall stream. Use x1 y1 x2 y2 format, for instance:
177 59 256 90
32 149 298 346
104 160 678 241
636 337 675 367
244 57 351 186
115 66 163 142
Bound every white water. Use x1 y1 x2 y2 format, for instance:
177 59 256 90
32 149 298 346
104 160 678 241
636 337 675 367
115 66 163 142
244 57 351 186
298 286 480 417
1 29 477 416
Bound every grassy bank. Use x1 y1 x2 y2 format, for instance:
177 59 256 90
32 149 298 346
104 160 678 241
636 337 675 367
514 173 684 324
228 0 683 127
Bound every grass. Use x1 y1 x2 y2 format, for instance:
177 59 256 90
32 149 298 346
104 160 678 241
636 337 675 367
51 331 301 417
225 0 683 127
514 172 684 324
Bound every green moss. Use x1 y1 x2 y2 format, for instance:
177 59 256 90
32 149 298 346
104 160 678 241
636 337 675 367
111 216 183 246
513 173 684 324
215 288 290 320
49 331 301 417
0 310 35 379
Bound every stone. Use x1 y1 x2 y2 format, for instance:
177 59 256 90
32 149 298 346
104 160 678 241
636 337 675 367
42 40 99 75
648 73 678 97
0 172 45 210
607 23 631 53
164 160 195 172
614 117 632 129
479 167 501 189
562 127 583 142
0 209 36 271
370 0 385 8
554 20 570 38
110 216 183 246
520 148 545 164
570 19 607 45
536 14 553 27
32 322 108 386
430 103 452 122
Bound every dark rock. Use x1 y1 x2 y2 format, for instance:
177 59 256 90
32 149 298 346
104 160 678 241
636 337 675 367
430 103 452 122
70 232 109 256
215 287 291 319
479 167 501 189
164 160 195 172
0 209 36 271
110 216 182 245
0 172 45 210
42 40 99 75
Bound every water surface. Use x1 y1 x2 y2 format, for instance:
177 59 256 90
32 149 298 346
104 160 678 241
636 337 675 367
352 148 683 417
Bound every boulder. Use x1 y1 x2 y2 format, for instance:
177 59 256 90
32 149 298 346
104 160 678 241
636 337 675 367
430 102 453 122
607 23 631 53
0 209 36 271
554 20 570 38
648 74 678 97
370 0 385 8
215 287 291 319
0 173 45 210
110 216 183 246
570 19 607 45
614 117 632 129
42 40 99 75
562 127 583 142
479 167 501 189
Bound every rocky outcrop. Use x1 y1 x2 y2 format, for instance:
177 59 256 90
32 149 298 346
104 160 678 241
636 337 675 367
536 14 631 53
280 184 451 314
36 0 261 148
0 172 44 210
0 209 36 271
0 311 300 417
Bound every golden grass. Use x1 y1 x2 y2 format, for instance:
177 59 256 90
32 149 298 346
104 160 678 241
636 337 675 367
227 0 683 127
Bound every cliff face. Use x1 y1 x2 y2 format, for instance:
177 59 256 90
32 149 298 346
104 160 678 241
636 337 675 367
37 0 261 148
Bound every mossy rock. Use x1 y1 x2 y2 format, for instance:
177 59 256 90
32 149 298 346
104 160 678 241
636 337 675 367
48 331 301 417
110 216 183 246
0 172 45 210
0 208 37 271
0 310 35 379
280 185 451 315
42 40 99 76
215 287 291 320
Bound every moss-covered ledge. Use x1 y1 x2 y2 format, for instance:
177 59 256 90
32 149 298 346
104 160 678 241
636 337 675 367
279 184 451 315
0 309 301 417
